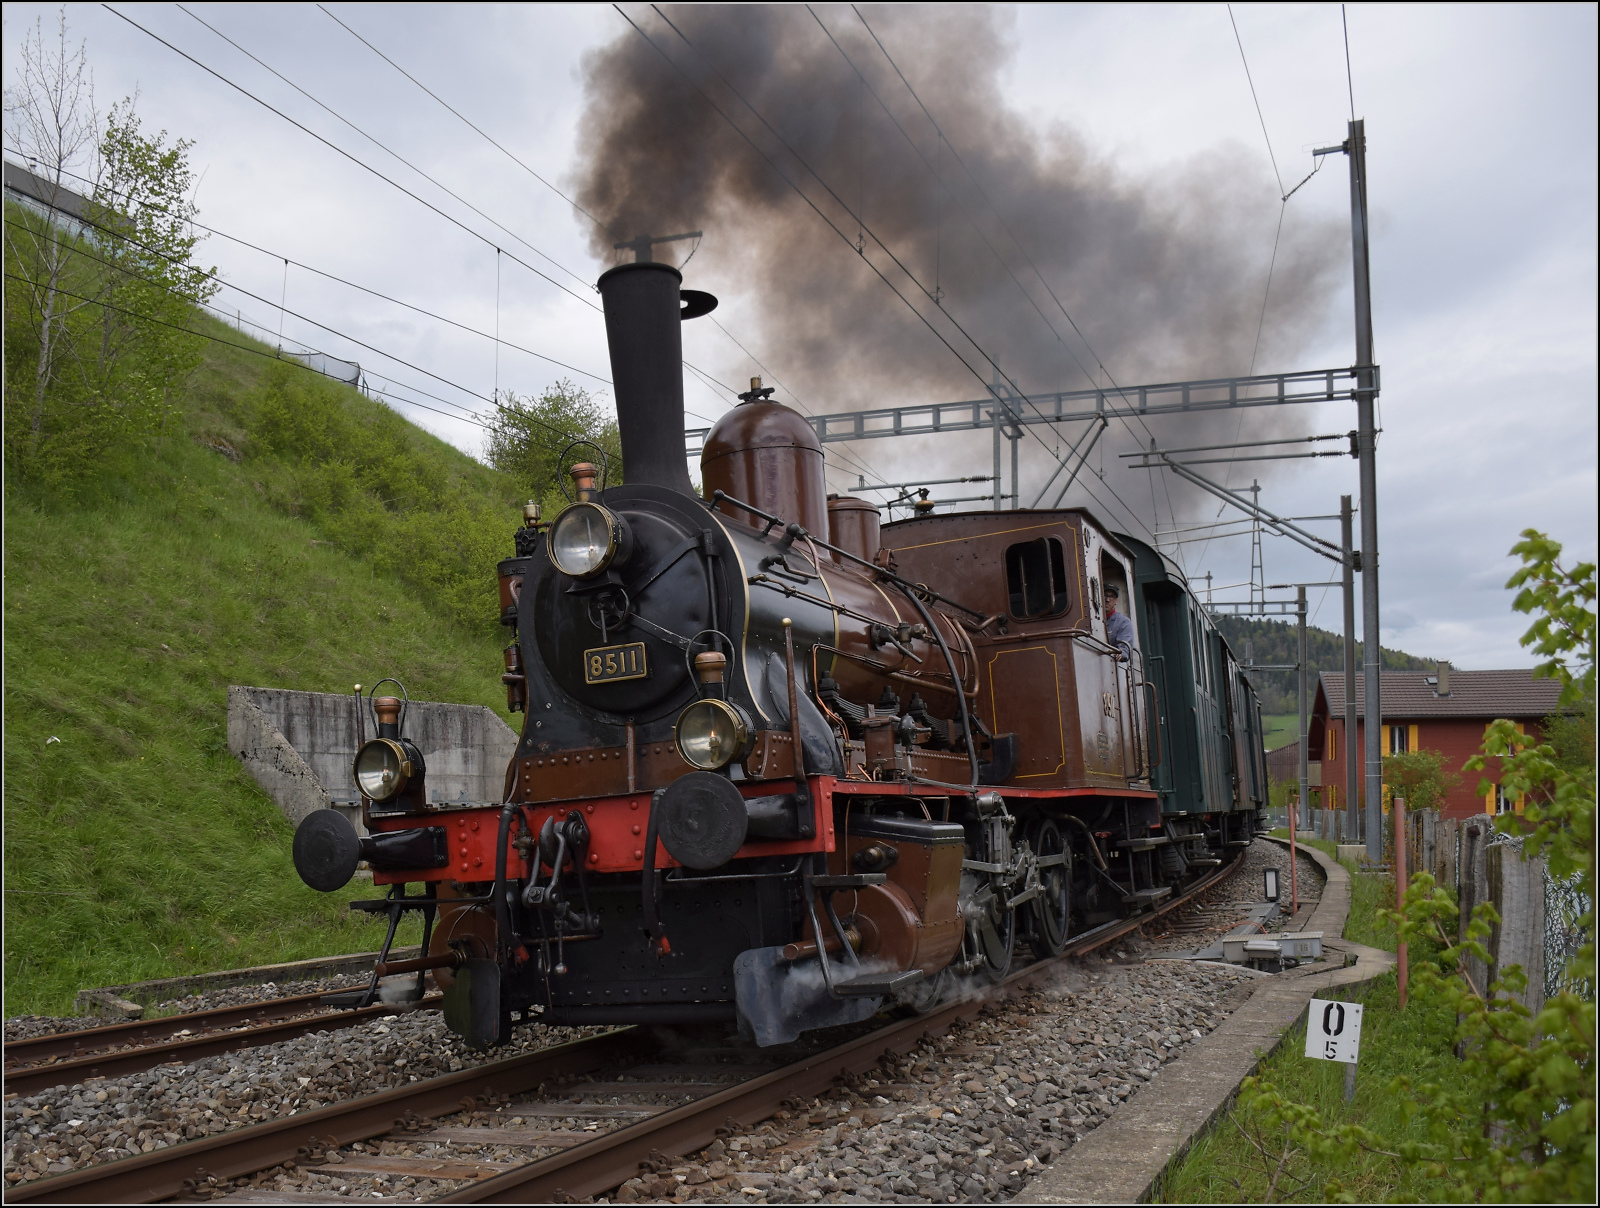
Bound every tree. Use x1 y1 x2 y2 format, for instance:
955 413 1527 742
1380 748 1460 816
483 380 622 516
1236 530 1595 1203
84 100 216 442
4 10 100 461
3 12 215 484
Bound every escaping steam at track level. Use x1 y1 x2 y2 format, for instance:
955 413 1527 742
575 4 1345 517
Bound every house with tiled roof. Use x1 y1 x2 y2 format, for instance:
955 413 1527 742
1308 665 1565 820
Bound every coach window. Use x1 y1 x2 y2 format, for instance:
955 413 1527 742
1191 612 1205 686
1005 537 1070 619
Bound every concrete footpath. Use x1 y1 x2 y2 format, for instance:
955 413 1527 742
1026 840 1394 1204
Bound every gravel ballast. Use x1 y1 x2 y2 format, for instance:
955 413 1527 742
610 957 1256 1205
2 1007 601 1188
5 845 1292 1200
4 974 372 1043
1140 837 1324 958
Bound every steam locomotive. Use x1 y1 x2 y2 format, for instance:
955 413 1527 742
291 260 1268 1049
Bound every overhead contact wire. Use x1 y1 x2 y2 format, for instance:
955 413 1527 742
102 4 601 312
308 4 883 488
3 269 497 434
314 2 619 242
174 3 597 297
630 6 1154 539
845 6 1172 541
2 153 612 386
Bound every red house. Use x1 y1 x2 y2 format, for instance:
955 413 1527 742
1308 664 1564 821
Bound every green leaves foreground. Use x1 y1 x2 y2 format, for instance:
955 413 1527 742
1239 531 1595 1203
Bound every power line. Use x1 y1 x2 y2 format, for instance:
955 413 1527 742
3 267 496 434
6 212 522 427
627 5 1011 502
830 9 1097 389
629 5 1156 541
1342 5 1356 123
812 5 1173 541
102 4 601 312
4 211 623 451
1197 6 1322 571
158 7 788 452
305 2 883 488
174 2 596 300
844 3 1181 549
1227 4 1284 195
6 153 615 386
805 8 1104 399
644 4 1032 407
313 3 618 241
844 6 1172 542
8 153 770 476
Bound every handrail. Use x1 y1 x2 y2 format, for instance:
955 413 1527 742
1140 680 1163 773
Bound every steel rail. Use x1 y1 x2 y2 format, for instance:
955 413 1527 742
6 992 336 1066
4 1028 648 1204
8 850 1244 1203
4 996 442 1098
442 849 1248 1203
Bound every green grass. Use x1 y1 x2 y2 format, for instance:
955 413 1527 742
1160 855 1461 1201
1272 829 1401 953
1158 965 1471 1203
4 318 521 1016
1262 713 1299 750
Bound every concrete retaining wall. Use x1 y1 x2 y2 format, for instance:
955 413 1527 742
228 687 519 833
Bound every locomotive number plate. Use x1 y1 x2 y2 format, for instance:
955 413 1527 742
584 641 649 684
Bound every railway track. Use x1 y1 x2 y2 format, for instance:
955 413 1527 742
7 850 1245 1205
4 995 442 1098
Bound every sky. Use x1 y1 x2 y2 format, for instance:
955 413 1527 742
4 3 1595 671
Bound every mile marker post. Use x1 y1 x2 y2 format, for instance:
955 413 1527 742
1307 996 1364 1104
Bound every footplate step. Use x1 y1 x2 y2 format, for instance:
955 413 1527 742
832 969 926 997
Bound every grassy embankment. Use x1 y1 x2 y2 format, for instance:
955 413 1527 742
1272 830 1399 952
4 312 527 1016
1158 839 1454 1200
1261 713 1298 751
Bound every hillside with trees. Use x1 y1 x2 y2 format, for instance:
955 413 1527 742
2 21 616 1013
1212 614 1440 716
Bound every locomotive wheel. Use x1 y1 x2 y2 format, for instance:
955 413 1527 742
898 965 950 1013
978 900 1015 982
1025 819 1072 958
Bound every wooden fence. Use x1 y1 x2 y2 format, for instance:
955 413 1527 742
1402 810 1547 1015
1287 807 1561 1014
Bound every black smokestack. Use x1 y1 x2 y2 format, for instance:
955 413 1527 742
597 261 696 495
576 6 1343 523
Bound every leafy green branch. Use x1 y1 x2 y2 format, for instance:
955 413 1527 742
1231 531 1594 1204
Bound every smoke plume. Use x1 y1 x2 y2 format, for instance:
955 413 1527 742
575 5 1343 523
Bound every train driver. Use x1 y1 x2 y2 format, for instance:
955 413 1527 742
1103 583 1136 662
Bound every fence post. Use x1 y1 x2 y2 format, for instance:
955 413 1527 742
1396 796 1408 1008
1441 817 1458 889
1289 799 1299 915
1460 816 1493 993
1486 840 1547 1016
1422 810 1437 880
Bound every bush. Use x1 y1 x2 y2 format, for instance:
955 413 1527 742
1236 531 1595 1203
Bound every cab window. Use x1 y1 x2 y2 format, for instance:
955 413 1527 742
1006 537 1070 618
